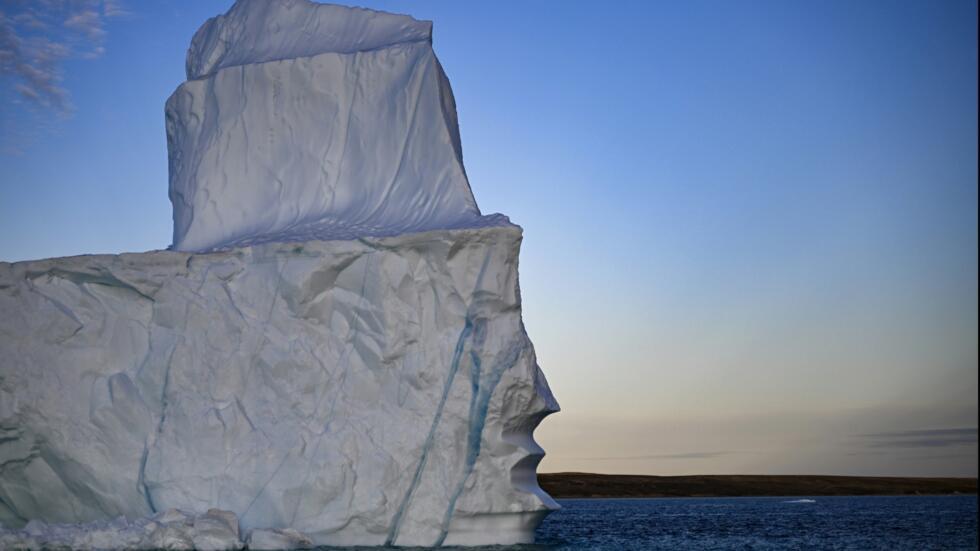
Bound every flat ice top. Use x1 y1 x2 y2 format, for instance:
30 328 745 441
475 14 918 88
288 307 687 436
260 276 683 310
187 0 432 79
212 212 515 251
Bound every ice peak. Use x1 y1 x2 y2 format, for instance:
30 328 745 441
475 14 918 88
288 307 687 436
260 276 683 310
168 0 499 252
187 0 432 80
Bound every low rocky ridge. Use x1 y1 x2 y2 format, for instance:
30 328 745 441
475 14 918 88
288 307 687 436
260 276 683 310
539 473 978 498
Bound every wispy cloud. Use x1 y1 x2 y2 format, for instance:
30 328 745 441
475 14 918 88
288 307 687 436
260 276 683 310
576 451 732 461
0 0 128 154
103 0 131 19
856 428 978 449
64 9 106 42
0 0 127 114
896 453 978 462
860 428 978 439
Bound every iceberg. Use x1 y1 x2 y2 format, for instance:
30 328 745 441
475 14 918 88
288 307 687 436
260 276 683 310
0 0 558 548
168 0 495 252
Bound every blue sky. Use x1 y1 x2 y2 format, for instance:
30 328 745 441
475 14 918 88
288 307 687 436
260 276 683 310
1 0 977 476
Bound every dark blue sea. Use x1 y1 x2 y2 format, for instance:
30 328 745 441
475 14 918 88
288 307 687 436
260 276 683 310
321 495 977 550
529 495 978 550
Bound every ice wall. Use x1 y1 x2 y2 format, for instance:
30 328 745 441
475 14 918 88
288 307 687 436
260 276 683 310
0 227 558 546
168 0 490 252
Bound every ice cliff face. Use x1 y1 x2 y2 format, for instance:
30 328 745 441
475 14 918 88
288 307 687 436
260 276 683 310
168 0 489 253
0 227 558 546
0 0 558 548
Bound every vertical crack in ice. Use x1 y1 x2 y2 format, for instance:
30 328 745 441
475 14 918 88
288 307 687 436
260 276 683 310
433 335 526 547
138 443 154 514
385 317 471 546
142 343 178 515
385 249 492 546
135 312 157 514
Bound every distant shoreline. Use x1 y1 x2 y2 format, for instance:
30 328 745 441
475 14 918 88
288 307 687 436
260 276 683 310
538 473 978 499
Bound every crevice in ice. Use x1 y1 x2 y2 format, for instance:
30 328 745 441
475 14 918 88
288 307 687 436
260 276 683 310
434 335 527 547
142 342 179 515
137 444 154 514
386 249 493 546
385 317 472 546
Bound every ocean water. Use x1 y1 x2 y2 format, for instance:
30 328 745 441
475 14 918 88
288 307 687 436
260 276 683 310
530 495 978 550
318 495 977 550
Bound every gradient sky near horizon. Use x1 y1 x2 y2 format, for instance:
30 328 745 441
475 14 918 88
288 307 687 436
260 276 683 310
1 0 977 477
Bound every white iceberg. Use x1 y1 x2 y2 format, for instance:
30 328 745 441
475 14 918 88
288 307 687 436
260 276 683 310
0 0 558 548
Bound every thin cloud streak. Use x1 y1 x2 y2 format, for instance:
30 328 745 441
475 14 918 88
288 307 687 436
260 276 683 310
575 451 732 461
859 428 978 439
856 427 978 450
103 0 131 18
896 453 978 462
868 438 978 449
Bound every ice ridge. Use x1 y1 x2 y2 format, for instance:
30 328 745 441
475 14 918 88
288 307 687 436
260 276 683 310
186 0 433 79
